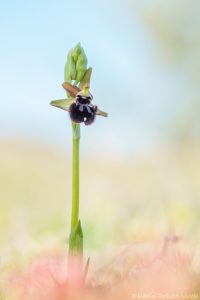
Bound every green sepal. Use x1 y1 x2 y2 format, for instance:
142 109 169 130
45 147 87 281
50 98 74 111
69 220 83 255
80 67 92 88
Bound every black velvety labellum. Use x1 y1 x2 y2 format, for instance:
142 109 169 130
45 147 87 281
69 102 97 125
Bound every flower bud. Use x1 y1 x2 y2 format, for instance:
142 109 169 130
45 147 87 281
64 43 88 86
64 49 77 82
75 48 88 85
72 43 82 63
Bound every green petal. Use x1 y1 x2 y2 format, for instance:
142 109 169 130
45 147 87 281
50 98 74 111
96 108 108 117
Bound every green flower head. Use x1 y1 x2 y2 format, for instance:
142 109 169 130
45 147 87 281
50 43 108 125
64 43 88 85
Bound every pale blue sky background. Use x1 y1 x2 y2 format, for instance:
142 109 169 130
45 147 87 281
0 0 197 158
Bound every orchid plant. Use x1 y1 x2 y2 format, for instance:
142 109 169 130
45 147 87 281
50 43 107 261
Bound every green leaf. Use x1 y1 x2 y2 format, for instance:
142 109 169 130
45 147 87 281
50 98 74 111
69 220 83 255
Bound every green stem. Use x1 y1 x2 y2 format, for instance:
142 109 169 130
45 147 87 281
71 123 80 231
69 123 83 256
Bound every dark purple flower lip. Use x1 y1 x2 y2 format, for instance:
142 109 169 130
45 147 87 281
50 82 108 119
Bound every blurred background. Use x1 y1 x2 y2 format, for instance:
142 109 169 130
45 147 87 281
0 0 200 270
